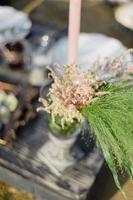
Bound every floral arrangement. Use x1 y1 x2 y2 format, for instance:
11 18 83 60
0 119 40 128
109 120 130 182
37 51 133 190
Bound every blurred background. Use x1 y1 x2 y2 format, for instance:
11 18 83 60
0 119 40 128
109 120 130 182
2 0 133 47
0 0 133 200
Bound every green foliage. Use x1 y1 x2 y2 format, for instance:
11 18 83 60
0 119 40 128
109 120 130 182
0 181 34 200
82 80 133 188
48 115 80 136
0 181 12 200
2 193 12 200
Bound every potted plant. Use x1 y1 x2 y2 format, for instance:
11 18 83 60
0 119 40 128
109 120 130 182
37 50 133 191
37 65 89 172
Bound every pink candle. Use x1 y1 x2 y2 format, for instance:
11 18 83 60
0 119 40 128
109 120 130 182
68 0 82 64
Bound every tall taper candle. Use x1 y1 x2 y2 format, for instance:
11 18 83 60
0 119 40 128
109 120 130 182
68 0 82 64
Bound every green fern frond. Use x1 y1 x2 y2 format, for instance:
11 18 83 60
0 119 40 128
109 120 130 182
82 80 133 188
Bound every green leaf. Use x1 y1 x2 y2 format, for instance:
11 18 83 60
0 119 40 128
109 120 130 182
82 80 133 188
48 115 80 135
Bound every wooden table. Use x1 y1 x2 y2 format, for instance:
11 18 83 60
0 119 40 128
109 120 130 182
0 114 104 200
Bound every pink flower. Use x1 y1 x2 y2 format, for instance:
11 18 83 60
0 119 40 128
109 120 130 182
37 65 98 127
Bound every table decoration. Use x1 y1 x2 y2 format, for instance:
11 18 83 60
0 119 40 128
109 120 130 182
115 2 133 31
37 77 87 172
1 41 31 70
0 81 38 144
0 6 31 43
38 50 133 192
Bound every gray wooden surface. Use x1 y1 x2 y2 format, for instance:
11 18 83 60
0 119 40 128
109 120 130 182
0 114 104 200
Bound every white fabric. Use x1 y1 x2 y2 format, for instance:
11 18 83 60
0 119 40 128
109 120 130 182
0 6 31 42
115 2 133 30
50 33 127 71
